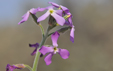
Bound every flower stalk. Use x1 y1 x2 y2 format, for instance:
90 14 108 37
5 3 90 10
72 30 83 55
32 26 50 71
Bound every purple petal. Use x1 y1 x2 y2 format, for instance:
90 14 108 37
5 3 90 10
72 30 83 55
29 8 38 14
60 5 69 12
64 21 70 26
37 11 50 22
6 64 19 71
29 43 39 55
55 10 63 16
51 12 65 26
18 11 30 25
67 12 73 25
65 18 73 27
70 26 75 43
39 46 54 55
51 32 60 47
44 53 53 65
40 53 43 57
58 48 70 59
37 7 47 12
29 43 39 48
68 17 73 25
49 2 69 13
31 48 37 55
46 6 54 10
6 64 10 71
48 2 60 8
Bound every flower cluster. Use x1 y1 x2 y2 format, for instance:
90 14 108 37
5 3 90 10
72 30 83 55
6 2 75 71
18 2 75 43
19 2 74 65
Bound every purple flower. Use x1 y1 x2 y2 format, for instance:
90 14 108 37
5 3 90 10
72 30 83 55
18 7 47 25
18 8 38 25
39 32 70 65
49 2 73 26
49 2 75 42
6 64 21 71
64 12 75 43
66 15 75 43
29 43 44 57
65 19 75 43
48 2 69 13
37 6 65 26
29 43 39 55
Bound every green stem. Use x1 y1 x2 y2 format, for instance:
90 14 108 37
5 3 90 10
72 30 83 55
32 26 50 71
39 24 45 37
30 13 45 37
48 32 54 37
24 64 32 71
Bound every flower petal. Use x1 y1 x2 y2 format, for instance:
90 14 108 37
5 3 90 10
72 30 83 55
37 11 50 22
29 43 39 55
49 2 69 13
6 64 10 71
48 2 60 8
55 10 63 16
37 7 47 11
60 5 69 12
68 17 73 25
29 43 39 48
65 18 73 27
29 8 38 14
46 6 54 10
44 53 53 65
39 46 54 55
70 26 75 43
18 11 30 25
6 64 19 71
58 48 70 59
40 53 43 57
51 12 65 26
51 32 60 47
31 48 37 55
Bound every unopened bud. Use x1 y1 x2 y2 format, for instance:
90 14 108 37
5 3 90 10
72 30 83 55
30 13 39 25
14 64 25 69
57 26 71 33
48 15 57 28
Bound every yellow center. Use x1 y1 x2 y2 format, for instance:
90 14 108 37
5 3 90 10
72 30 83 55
56 23 59 26
53 47 58 54
49 9 54 14
53 47 57 51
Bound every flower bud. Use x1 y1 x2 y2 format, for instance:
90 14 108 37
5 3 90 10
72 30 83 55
57 26 71 33
14 64 26 69
30 13 39 25
48 15 57 28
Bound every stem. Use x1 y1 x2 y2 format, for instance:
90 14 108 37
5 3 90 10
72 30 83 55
30 13 45 37
24 64 32 71
32 26 50 71
38 24 45 37
48 32 54 37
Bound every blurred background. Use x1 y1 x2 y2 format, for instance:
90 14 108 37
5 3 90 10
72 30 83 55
0 0 113 71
